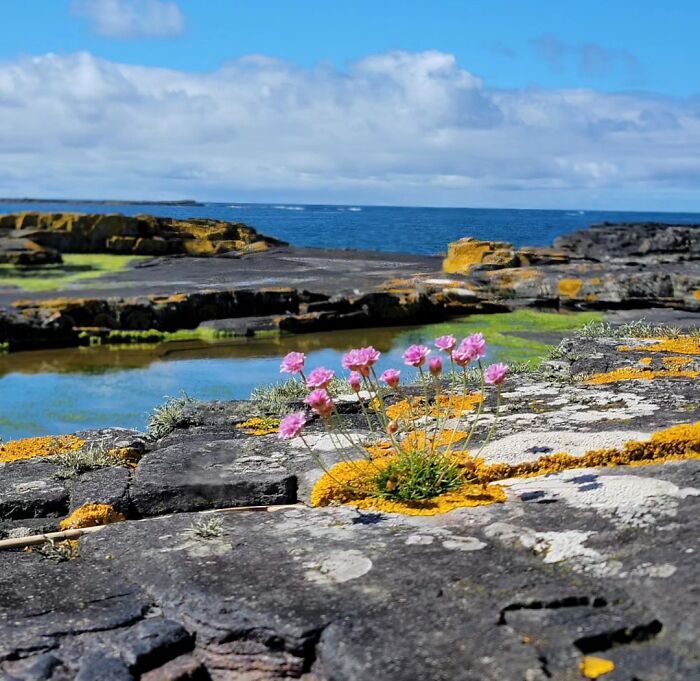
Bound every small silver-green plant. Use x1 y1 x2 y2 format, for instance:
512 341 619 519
187 515 225 540
53 442 122 479
579 319 698 339
251 377 353 416
35 538 80 562
147 392 196 440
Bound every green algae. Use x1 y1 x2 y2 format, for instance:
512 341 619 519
0 254 147 292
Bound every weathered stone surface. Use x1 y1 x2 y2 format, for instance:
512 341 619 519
0 460 68 520
69 466 131 514
0 329 699 679
554 221 700 262
0 237 62 266
131 438 297 516
0 212 285 257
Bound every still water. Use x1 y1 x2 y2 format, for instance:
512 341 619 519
0 311 598 439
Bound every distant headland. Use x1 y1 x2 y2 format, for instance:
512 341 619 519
0 198 203 206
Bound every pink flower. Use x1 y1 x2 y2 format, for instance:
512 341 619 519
348 372 362 393
403 344 431 368
306 367 335 389
484 363 508 385
451 346 472 367
428 356 442 376
280 351 306 374
380 368 401 388
460 333 487 361
342 346 381 376
434 335 457 353
278 412 306 439
304 388 334 416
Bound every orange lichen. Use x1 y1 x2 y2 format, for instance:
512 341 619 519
476 421 700 483
693 290 700 301
558 278 583 298
617 336 700 356
442 238 514 274
0 435 85 463
662 355 693 369
309 459 506 516
59 503 126 530
385 394 482 422
585 367 699 384
236 417 280 436
638 357 653 366
579 656 615 679
311 422 700 515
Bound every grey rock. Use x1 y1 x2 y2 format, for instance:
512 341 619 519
110 619 192 674
75 654 134 681
130 438 297 516
0 460 68 520
69 466 130 514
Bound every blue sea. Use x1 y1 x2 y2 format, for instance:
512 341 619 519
2 201 699 254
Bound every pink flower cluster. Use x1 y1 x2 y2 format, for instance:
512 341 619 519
305 388 334 417
306 367 334 389
280 351 306 375
277 334 508 441
484 362 508 385
402 344 431 368
342 346 381 376
278 412 306 439
446 333 487 367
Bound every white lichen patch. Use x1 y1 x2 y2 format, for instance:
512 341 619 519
505 470 700 528
478 429 650 465
441 536 487 552
156 538 233 558
304 549 372 584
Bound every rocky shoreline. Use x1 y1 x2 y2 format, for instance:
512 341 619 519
0 326 698 679
0 213 698 353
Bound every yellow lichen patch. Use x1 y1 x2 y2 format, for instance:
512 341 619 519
639 357 653 366
579 656 615 679
59 503 126 530
486 268 541 288
401 429 468 452
108 447 142 467
477 421 700 483
235 416 280 436
385 394 481 422
311 422 700 515
585 367 699 384
693 290 700 301
662 355 693 369
442 238 514 274
0 435 85 463
558 278 583 298
310 459 506 516
617 336 700 356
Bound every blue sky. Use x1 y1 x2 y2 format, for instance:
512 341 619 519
0 1 699 210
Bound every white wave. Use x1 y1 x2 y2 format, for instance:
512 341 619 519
273 205 305 211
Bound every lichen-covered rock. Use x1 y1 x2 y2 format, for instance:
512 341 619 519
0 237 62 265
554 221 700 262
0 211 286 257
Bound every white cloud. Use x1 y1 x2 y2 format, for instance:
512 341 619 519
0 50 699 208
70 0 184 39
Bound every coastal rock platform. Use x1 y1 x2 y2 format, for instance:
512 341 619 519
1 330 698 680
0 217 698 352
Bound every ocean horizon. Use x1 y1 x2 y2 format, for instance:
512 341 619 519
2 200 699 256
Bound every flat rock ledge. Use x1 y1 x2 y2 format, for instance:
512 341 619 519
0 221 699 352
0 333 699 680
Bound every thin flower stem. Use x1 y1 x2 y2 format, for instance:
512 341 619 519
461 360 486 453
476 386 502 458
299 433 355 491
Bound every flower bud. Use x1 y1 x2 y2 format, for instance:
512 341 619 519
387 420 399 434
